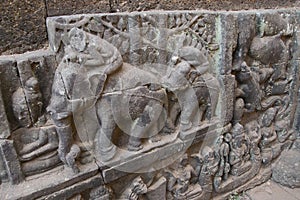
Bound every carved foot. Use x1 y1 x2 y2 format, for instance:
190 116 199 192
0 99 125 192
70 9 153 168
128 143 143 151
100 144 116 162
149 135 161 143
66 144 81 173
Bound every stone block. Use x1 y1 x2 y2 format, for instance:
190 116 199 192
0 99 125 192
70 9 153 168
0 88 10 139
0 140 24 184
0 57 22 130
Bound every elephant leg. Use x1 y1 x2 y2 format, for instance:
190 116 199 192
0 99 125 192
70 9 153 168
52 114 73 165
176 88 199 132
56 125 72 165
96 98 116 162
66 144 81 173
128 105 149 152
168 102 181 129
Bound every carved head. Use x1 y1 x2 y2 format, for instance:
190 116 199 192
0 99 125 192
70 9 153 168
12 88 31 127
69 27 87 52
245 120 260 140
236 62 251 82
179 153 189 166
224 133 232 143
201 146 214 162
25 77 39 92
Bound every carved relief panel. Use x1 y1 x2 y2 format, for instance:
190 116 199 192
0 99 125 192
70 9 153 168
0 9 299 200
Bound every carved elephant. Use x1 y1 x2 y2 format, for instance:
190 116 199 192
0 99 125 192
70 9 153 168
95 63 168 162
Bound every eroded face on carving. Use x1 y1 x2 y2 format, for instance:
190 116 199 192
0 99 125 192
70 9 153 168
12 88 31 127
245 121 260 140
236 63 251 82
69 27 87 52
25 77 39 92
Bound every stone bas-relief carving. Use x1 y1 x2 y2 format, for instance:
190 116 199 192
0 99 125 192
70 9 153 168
0 9 299 200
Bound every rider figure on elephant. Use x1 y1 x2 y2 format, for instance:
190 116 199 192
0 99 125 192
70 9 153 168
47 27 123 171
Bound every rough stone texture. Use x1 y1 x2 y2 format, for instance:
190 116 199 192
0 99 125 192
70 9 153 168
247 180 300 200
0 140 24 185
216 13 237 75
0 88 10 139
0 0 48 55
46 0 300 15
0 8 300 200
46 0 111 16
1 0 300 55
0 57 22 131
272 149 300 188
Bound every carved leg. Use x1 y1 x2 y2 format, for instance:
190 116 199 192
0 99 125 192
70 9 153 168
50 112 73 166
168 101 181 128
66 144 80 173
96 98 116 162
176 88 199 132
56 124 72 165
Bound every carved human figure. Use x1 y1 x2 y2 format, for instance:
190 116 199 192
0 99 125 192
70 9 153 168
165 154 202 199
198 146 219 199
244 120 261 149
258 107 278 164
275 118 296 143
11 77 63 175
259 108 277 146
24 77 43 123
12 122 62 176
228 123 250 176
48 27 123 171
215 133 231 182
12 77 43 127
12 87 31 127
235 62 261 112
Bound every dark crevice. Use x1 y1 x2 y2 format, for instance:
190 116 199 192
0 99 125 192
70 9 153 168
44 0 49 47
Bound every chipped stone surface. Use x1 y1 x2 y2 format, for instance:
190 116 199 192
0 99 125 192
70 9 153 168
272 149 300 188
